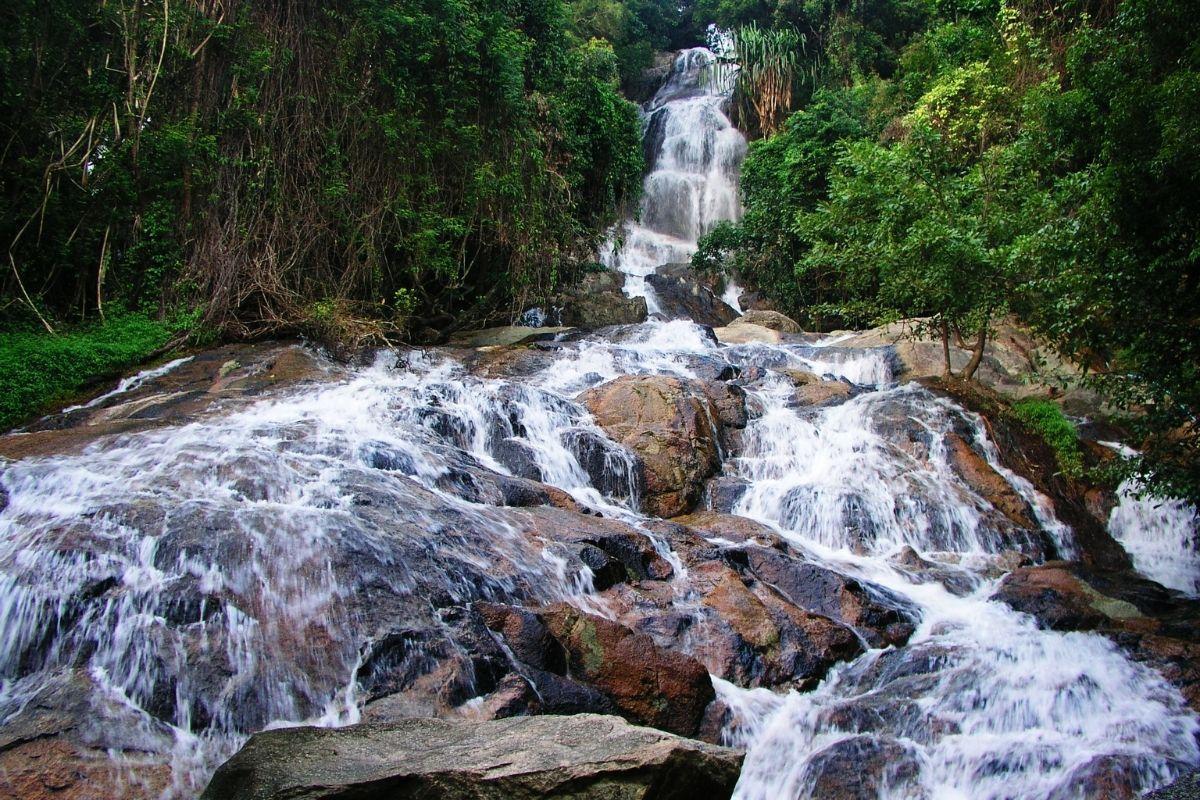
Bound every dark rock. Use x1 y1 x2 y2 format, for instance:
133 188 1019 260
1146 769 1200 800
803 735 923 800
556 270 648 329
200 714 744 800
645 264 739 328
743 545 919 648
538 603 715 736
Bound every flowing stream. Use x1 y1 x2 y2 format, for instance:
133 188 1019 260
1 49 1198 799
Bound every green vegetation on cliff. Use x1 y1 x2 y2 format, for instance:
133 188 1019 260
693 0 1199 502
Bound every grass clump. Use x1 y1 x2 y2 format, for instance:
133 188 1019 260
1011 398 1084 478
0 314 177 430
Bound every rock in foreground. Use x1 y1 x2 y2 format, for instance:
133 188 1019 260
201 714 744 800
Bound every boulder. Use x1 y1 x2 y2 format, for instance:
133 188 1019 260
731 310 802 333
200 714 744 800
943 433 1037 530
1145 769 1200 800
645 264 739 328
556 270 648 329
713 323 782 345
448 326 574 348
802 735 924 800
579 376 729 517
538 603 715 736
781 369 854 408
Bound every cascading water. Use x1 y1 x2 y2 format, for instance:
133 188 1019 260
601 48 747 313
3 46 1200 800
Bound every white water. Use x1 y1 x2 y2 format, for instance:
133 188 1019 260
61 355 195 414
601 48 747 313
1109 482 1200 597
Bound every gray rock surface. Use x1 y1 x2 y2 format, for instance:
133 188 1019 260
201 714 744 800
1147 771 1200 800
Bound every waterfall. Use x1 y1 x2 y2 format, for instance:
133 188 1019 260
2 51 1199 800
601 48 747 313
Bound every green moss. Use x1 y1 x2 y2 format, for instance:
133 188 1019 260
0 314 177 430
1011 399 1084 479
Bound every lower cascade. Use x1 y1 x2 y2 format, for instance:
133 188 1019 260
0 321 1197 799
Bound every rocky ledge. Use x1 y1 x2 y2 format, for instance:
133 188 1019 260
201 714 743 800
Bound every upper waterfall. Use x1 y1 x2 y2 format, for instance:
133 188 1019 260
601 48 747 313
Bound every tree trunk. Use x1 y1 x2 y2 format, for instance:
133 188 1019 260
961 323 988 382
941 321 952 379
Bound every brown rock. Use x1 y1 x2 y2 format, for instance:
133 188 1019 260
944 432 1036 530
780 369 853 407
538 603 715 736
579 376 725 517
733 310 802 333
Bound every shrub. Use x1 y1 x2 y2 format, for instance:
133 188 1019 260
1011 398 1083 478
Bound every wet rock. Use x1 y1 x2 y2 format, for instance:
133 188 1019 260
702 477 750 514
1146 769 1200 800
701 381 749 430
538 603 715 736
694 564 863 689
781 369 854 408
448 326 574 348
466 346 558 379
802 735 924 800
992 564 1132 632
713 322 782 345
732 310 802 333
200 714 744 800
944 432 1036 530
491 437 543 480
579 376 725 517
555 270 648 329
743 546 918 648
562 427 643 503
646 265 739 328
519 505 674 582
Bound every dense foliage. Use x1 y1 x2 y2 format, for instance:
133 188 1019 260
0 312 175 429
695 0 1199 501
1 0 645 346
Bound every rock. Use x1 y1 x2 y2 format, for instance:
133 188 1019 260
645 265 739 328
200 714 744 800
993 563 1144 632
702 477 750 514
556 270 648 329
944 433 1036 530
448 326 574 348
731 310 801 333
802 735 924 800
1146 769 1200 800
742 545 918 648
781 369 854 408
538 603 715 736
694 564 863 689
713 322 782 345
579 376 725 517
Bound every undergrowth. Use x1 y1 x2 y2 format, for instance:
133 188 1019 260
0 314 178 430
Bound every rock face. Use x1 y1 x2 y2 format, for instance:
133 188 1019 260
200 714 744 800
645 264 739 327
556 270 649 329
781 369 854 408
538 603 715 736
579 376 744 517
731 310 801 333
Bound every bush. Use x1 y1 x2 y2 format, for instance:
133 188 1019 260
1011 399 1083 478
0 315 176 430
